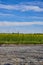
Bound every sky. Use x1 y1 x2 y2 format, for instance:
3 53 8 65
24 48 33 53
0 0 43 33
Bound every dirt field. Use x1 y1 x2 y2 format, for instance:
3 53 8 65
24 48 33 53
0 44 43 65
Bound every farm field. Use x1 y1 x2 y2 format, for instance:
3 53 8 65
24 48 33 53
0 45 43 65
0 33 43 44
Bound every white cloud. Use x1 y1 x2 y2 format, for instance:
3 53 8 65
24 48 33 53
0 13 13 16
0 13 43 19
21 1 43 6
0 21 43 26
0 4 43 12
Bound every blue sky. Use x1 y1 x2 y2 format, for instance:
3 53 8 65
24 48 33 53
0 0 43 33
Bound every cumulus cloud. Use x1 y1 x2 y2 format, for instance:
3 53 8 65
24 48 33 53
0 21 43 26
0 4 43 12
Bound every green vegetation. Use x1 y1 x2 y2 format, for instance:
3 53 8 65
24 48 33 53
0 33 43 44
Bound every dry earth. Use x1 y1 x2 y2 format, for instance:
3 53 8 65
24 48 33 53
0 44 43 65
